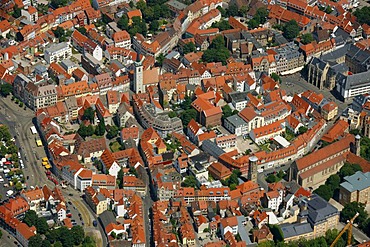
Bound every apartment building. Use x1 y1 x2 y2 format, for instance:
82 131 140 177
273 42 305 75
44 42 72 64
24 83 58 111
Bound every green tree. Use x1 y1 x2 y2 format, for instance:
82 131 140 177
271 73 281 83
301 33 314 45
82 107 95 122
211 20 232 31
12 4 21 18
54 241 63 247
95 120 106 136
222 105 234 119
325 6 333 14
341 202 368 226
283 20 300 41
179 109 197 128
239 6 249 17
339 163 362 179
36 217 49 234
0 83 13 97
41 239 51 247
59 227 74 247
248 19 259 29
82 236 96 247
217 6 227 17
155 53 165 66
298 126 308 134
15 182 23 191
51 0 68 7
117 168 124 189
168 111 177 118
136 0 146 10
269 224 284 242
325 174 340 191
71 225 85 245
52 26 65 39
23 210 38 227
202 36 230 65
180 96 192 110
181 176 197 188
77 27 87 35
354 6 370 25
266 174 279 183
78 124 94 138
29 234 43 247
149 20 159 31
255 8 268 24
227 4 239 17
117 15 129 30
182 42 196 54
0 229 2 239
314 184 333 201
106 125 119 139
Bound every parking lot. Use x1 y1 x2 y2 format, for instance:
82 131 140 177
66 196 84 227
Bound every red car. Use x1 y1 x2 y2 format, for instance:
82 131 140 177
66 213 72 218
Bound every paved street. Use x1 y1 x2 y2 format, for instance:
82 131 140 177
338 222 370 244
0 229 19 247
0 96 54 199
0 96 106 246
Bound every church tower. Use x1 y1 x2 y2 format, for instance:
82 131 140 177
355 134 361 156
133 54 144 93
248 156 258 183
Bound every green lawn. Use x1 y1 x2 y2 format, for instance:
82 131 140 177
260 142 271 152
110 141 121 152
284 131 296 141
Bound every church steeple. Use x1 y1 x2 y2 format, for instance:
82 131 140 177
133 52 144 93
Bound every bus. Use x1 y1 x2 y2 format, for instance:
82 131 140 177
30 126 37 135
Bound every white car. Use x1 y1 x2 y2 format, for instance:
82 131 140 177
0 178 4 183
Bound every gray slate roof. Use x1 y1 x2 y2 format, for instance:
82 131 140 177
304 194 339 225
280 222 313 239
340 171 370 192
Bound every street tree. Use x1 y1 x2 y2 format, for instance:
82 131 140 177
71 225 85 245
0 83 12 97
